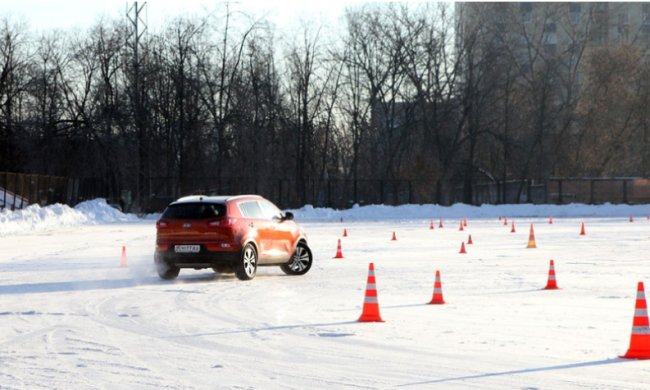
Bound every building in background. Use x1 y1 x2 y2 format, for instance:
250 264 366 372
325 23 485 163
455 2 650 83
452 2 650 201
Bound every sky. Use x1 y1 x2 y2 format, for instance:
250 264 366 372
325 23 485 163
0 0 369 33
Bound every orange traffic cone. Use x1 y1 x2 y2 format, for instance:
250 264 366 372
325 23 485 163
343 228 348 237
459 220 464 231
549 215 553 224
463 218 468 227
358 263 384 322
459 242 467 254
120 246 128 268
504 216 508 226
527 224 537 248
630 215 634 223
580 222 586 236
391 231 397 241
510 221 516 233
429 220 434 230
333 239 344 259
544 260 558 290
439 219 443 228
467 234 473 245
620 282 650 359
428 270 445 304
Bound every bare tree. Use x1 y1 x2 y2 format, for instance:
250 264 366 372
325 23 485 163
196 5 258 180
0 19 28 171
577 45 647 176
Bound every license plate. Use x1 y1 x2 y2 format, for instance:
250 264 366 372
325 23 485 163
174 245 200 253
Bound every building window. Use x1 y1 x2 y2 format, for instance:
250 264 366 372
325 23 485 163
618 13 630 42
570 3 581 24
591 27 608 44
590 4 609 43
544 32 558 45
644 5 650 34
520 3 532 22
494 10 506 33
544 22 556 32
544 30 557 55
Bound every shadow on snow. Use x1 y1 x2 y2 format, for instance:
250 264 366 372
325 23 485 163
0 272 291 295
396 358 631 387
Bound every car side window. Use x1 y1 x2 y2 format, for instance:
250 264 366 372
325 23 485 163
259 201 282 220
238 201 264 219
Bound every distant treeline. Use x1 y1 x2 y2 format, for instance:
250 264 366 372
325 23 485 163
0 3 648 209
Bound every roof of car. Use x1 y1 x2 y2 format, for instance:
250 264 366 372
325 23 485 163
170 194 263 205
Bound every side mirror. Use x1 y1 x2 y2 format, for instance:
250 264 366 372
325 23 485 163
283 211 294 221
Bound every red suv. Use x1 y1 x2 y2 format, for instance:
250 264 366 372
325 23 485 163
154 195 312 280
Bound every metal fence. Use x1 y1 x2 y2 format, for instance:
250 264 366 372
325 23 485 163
143 176 650 211
148 177 415 211
465 177 650 205
0 172 108 210
3 172 647 212
546 177 650 205
457 180 547 205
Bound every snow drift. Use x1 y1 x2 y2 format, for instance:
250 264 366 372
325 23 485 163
1 198 648 235
289 202 649 221
0 198 137 236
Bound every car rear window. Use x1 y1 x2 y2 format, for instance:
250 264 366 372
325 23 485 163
162 203 226 219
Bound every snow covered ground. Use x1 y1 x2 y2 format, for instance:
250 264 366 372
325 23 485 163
0 200 649 388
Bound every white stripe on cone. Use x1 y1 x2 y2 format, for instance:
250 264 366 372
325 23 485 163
631 326 650 335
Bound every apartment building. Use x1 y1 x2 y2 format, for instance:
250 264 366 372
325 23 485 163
456 2 650 68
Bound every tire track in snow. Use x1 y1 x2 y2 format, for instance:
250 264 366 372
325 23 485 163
78 285 263 387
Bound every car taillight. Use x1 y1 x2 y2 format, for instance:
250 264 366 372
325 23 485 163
156 220 168 229
208 218 234 227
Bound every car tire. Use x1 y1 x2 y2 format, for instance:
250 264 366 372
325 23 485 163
234 243 257 280
155 252 180 280
281 242 313 276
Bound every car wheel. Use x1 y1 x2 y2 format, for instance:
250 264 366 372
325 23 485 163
235 243 257 280
155 252 180 280
281 242 313 276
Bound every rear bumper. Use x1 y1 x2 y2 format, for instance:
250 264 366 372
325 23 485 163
156 245 241 269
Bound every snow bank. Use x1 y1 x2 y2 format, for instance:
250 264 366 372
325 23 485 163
290 202 650 221
74 199 138 223
0 199 137 236
1 198 648 235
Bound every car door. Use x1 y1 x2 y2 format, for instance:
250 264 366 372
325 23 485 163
238 200 275 262
260 200 295 260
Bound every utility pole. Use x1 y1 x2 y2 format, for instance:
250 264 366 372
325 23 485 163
126 2 148 211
